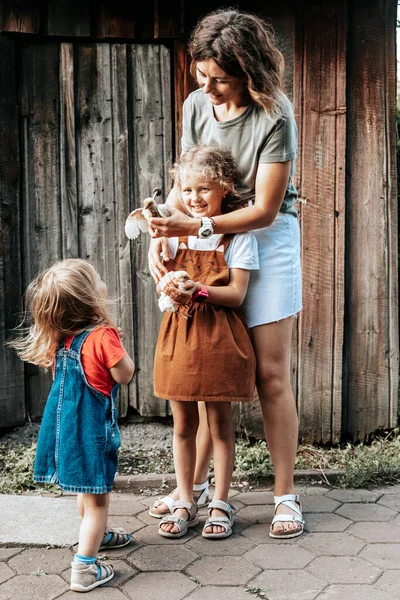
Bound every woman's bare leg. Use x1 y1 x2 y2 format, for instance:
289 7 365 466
203 402 235 535
251 318 301 535
160 401 199 534
150 402 212 515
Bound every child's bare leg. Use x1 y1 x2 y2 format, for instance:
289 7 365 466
77 493 110 557
160 401 199 534
77 493 84 519
150 402 212 515
204 402 235 535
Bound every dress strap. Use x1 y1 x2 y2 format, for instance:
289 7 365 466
177 236 189 247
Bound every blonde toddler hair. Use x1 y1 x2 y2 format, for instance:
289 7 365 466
9 259 116 368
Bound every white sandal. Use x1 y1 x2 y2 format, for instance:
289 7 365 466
158 500 199 538
148 479 209 518
202 500 236 539
269 494 305 539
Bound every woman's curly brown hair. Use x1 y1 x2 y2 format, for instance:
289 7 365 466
171 146 244 211
188 8 285 116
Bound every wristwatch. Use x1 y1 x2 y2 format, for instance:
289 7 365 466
197 217 214 239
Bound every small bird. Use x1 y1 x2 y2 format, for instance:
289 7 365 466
125 188 171 239
158 271 192 313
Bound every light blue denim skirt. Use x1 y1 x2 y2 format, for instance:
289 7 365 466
242 212 302 328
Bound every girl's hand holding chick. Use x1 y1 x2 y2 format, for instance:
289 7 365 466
157 271 198 312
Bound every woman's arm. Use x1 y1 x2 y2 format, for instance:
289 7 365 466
149 162 291 236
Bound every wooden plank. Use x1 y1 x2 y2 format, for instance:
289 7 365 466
294 0 346 443
344 0 398 440
20 42 61 418
129 44 172 416
154 0 183 38
0 0 41 33
111 43 136 416
59 44 78 259
173 40 195 157
75 45 118 306
45 0 90 36
93 1 136 39
0 36 25 427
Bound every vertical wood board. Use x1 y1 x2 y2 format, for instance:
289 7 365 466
0 36 25 427
344 0 398 440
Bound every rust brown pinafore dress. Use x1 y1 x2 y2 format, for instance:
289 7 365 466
154 235 256 402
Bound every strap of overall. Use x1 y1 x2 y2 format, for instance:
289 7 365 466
221 234 235 250
68 327 97 355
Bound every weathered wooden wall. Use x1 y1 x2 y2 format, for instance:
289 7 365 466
0 0 398 442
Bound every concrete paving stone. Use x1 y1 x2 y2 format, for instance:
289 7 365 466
0 496 80 546
302 496 340 513
0 573 68 599
306 556 382 584
315 584 393 600
359 543 400 569
373 570 400 598
372 483 400 495
9 548 74 575
122 571 197 600
233 491 275 505
298 532 365 556
108 494 147 516
186 585 254 600
377 494 400 512
249 569 326 600
133 524 198 545
348 521 400 543
136 509 162 526
0 564 14 585
241 523 301 544
98 539 139 559
295 485 330 496
244 544 315 570
187 555 260 586
230 516 252 534
0 549 23 561
108 515 145 534
185 533 254 556
335 503 397 522
128 545 198 571
394 513 400 526
237 504 275 524
326 489 382 503
304 513 352 532
59 588 128 599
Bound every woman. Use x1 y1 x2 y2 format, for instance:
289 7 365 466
148 8 303 539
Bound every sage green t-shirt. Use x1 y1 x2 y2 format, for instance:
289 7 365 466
181 88 298 216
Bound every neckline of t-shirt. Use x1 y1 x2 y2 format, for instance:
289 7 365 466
209 101 254 127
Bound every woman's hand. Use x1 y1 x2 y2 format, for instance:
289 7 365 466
148 238 170 283
149 206 198 238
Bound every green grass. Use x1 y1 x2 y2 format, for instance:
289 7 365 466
0 427 399 494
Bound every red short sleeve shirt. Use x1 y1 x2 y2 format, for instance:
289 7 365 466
63 327 127 397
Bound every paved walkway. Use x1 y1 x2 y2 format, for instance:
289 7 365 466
0 483 399 599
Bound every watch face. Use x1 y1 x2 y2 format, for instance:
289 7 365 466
199 225 213 239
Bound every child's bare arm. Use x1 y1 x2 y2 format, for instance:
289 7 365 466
110 355 135 385
164 268 250 308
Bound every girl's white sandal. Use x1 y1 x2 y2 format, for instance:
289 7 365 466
202 500 236 539
148 479 209 518
158 500 199 538
269 494 305 539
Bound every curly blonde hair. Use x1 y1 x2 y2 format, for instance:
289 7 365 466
171 146 243 210
9 259 116 368
189 8 285 116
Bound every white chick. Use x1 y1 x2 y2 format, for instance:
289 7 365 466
125 188 171 239
158 271 193 313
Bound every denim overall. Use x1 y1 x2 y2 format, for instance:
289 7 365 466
34 329 121 493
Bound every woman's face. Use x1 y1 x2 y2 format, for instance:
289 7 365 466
196 59 247 106
180 170 225 218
